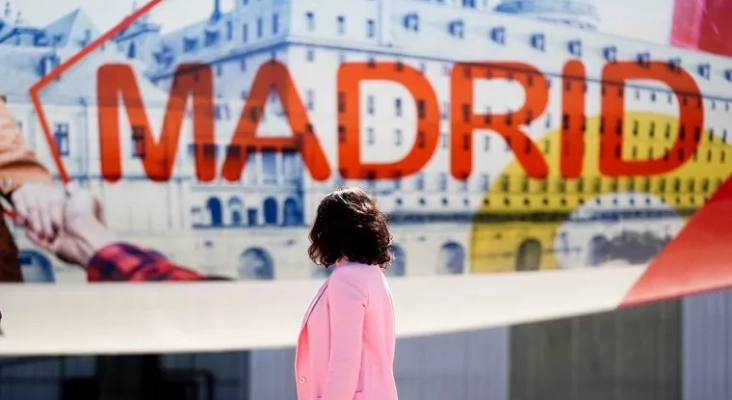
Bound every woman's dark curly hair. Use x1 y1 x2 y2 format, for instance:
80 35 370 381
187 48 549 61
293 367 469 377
308 187 393 268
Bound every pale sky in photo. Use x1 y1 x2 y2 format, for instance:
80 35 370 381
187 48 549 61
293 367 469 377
10 0 675 43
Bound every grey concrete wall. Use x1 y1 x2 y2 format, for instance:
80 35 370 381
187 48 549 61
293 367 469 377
682 288 732 400
248 327 510 400
510 300 681 400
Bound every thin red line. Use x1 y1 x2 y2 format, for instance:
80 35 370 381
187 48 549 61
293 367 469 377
3 0 163 222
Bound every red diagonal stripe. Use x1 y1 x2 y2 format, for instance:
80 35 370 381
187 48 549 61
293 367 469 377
621 175 732 307
30 0 163 184
3 0 163 222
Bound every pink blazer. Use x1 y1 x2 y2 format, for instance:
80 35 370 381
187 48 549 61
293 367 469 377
295 262 398 400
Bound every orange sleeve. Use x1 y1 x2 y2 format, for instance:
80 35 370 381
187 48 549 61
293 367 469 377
0 102 52 197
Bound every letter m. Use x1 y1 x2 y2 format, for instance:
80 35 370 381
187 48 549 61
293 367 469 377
97 63 215 183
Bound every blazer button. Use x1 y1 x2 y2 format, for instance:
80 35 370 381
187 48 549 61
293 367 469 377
298 376 306 384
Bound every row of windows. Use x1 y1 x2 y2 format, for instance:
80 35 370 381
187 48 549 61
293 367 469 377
387 194 699 209
410 173 721 195
184 13 283 53
347 170 725 197
398 13 718 82
242 14 280 43
477 194 706 209
296 48 732 108
303 12 376 38
49 124 732 170
201 195 303 227
296 91 732 132
483 175 725 195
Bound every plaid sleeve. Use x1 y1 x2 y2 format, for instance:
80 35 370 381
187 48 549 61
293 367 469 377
87 243 206 282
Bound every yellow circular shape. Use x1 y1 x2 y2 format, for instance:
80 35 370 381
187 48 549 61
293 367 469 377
469 112 732 274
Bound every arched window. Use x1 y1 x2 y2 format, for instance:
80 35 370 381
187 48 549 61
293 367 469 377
386 245 406 277
238 248 274 280
228 197 243 226
283 197 302 226
206 197 223 227
438 242 465 275
18 250 54 283
263 197 278 225
515 239 542 271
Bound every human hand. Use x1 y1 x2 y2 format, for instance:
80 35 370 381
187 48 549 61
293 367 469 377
11 182 65 239
25 186 114 267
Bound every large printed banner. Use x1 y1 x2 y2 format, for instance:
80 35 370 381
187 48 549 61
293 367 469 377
1 0 732 354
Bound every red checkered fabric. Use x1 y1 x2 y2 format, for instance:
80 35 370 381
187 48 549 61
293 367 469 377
87 243 206 282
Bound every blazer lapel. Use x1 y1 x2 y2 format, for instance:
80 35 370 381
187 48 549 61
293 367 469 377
301 279 329 329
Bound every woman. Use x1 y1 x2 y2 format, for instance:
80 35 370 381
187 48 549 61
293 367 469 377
295 187 398 400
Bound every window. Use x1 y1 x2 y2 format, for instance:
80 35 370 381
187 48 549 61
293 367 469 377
306 48 315 62
403 13 419 32
204 30 219 47
441 132 448 148
438 173 448 190
337 16 345 35
463 0 476 7
480 174 490 190
395 129 403 146
183 37 198 52
257 18 263 38
240 58 246 71
415 174 425 191
338 52 346 64
366 19 375 38
395 98 402 117
305 12 314 31
367 127 375 145
131 125 146 158
501 175 510 192
367 95 375 115
243 24 248 43
243 147 257 183
262 151 277 184
272 13 279 34
305 90 314 111
282 151 299 183
54 123 70 156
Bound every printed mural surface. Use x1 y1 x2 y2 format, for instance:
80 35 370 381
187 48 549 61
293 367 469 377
1 0 731 284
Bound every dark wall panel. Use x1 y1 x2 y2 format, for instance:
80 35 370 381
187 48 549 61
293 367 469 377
510 300 681 400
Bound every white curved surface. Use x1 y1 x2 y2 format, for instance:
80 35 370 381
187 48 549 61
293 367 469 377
0 266 646 355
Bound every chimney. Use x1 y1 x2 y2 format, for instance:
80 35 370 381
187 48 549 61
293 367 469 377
211 0 222 22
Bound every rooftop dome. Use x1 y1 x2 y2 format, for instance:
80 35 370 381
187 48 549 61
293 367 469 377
494 0 600 30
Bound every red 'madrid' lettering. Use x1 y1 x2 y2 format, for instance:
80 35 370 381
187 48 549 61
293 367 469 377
600 61 703 176
337 62 440 179
220 61 330 181
450 62 549 180
98 63 215 182
96 59 706 183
